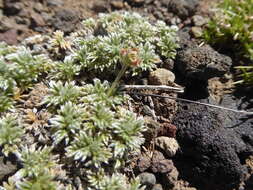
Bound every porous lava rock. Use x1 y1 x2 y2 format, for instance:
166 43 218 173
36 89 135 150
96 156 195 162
158 123 177 138
172 94 253 190
161 0 199 19
176 44 232 81
3 0 23 16
51 9 79 33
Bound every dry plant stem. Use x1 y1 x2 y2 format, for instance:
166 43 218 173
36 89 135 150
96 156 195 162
128 92 253 115
108 64 128 96
122 85 184 93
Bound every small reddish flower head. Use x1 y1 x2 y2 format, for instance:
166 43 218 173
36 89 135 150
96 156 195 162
120 47 141 67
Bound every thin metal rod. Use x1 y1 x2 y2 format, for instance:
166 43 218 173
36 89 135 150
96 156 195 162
127 92 253 115
121 85 184 93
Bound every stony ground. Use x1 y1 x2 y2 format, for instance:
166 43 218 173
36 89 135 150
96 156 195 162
0 0 253 190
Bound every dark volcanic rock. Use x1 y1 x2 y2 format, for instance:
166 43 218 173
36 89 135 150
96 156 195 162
151 159 174 173
176 44 232 81
127 0 145 7
151 151 174 174
91 1 109 13
172 94 253 190
161 0 199 19
30 12 46 28
51 9 79 33
3 0 23 16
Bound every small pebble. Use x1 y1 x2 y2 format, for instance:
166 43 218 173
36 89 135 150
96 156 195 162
165 166 179 185
158 123 177 138
191 26 203 38
155 136 179 157
47 0 64 7
33 2 44 12
138 155 151 172
149 68 175 85
138 172 156 187
111 0 124 9
0 10 3 20
151 159 174 173
152 184 163 190
192 15 208 26
0 0 3 8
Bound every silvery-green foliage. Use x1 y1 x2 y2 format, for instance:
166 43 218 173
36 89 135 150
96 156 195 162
155 21 179 58
88 170 144 190
64 79 145 170
81 79 124 108
129 178 146 190
112 108 145 158
98 12 156 44
76 33 124 71
0 76 14 113
84 103 116 145
0 58 15 113
43 81 82 106
0 95 14 113
5 47 51 89
0 56 10 79
50 55 81 81
0 74 15 94
75 11 178 75
99 173 129 190
66 131 112 167
0 114 24 156
19 145 58 178
100 174 145 190
18 174 57 190
50 102 85 145
90 104 115 131
0 42 52 91
0 13 153 189
132 42 159 75
82 18 96 31
1 178 16 190
87 169 106 189
0 42 16 56
2 174 57 190
100 173 128 190
0 57 16 88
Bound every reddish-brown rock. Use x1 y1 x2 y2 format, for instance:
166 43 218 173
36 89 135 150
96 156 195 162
158 123 177 138
0 29 18 45
137 154 151 172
